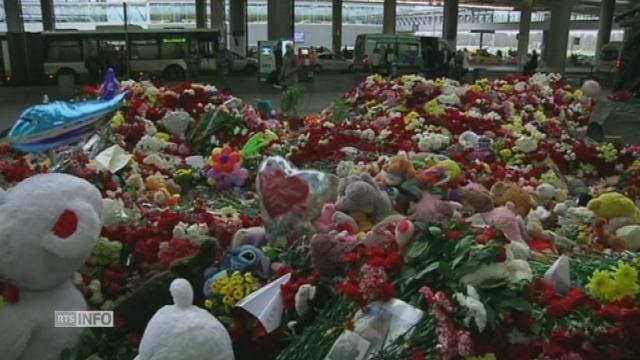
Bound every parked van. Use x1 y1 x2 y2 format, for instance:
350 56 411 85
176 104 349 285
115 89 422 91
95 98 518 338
354 34 454 74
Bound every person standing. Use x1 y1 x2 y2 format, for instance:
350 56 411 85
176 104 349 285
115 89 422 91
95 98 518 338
279 44 300 89
523 49 538 75
385 47 395 77
186 48 202 81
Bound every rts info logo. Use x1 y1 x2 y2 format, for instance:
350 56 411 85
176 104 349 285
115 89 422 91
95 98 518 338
54 311 114 328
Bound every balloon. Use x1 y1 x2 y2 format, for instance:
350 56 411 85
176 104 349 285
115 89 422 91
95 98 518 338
102 68 121 100
9 92 127 153
257 156 338 247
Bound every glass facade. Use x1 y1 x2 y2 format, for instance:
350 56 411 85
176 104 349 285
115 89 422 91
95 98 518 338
1 0 596 31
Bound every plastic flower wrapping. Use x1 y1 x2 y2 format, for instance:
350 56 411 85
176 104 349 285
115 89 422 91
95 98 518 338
3 73 640 360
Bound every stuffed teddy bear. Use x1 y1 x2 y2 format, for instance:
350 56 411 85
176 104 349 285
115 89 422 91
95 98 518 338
0 174 104 360
587 192 640 223
135 278 234 360
377 152 417 187
313 203 359 235
491 182 538 218
145 174 181 206
409 192 462 224
335 174 394 231
616 225 640 251
459 187 495 216
310 233 356 277
592 218 627 252
231 227 267 249
471 202 530 243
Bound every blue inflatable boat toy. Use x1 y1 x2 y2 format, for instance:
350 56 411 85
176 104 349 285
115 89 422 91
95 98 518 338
8 92 126 153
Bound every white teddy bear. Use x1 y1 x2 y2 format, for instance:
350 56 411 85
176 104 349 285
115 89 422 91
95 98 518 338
136 278 234 360
0 173 104 360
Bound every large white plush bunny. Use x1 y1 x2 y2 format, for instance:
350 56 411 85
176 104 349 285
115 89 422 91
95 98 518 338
136 278 235 360
0 174 104 360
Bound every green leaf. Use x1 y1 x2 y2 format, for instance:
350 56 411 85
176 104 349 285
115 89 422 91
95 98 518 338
402 267 417 285
502 297 533 312
428 226 442 237
416 261 440 279
406 240 429 260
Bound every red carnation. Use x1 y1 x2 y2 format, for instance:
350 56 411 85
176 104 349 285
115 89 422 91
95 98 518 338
447 230 464 241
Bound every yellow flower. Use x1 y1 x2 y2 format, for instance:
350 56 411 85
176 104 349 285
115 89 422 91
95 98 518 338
500 84 514 93
223 295 235 306
204 299 214 309
588 270 617 301
615 262 639 284
613 278 640 300
218 206 240 221
232 288 245 300
111 111 125 128
425 99 445 117
155 132 171 141
467 354 497 360
499 149 513 159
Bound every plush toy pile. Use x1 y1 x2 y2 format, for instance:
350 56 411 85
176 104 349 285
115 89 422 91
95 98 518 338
2 73 640 360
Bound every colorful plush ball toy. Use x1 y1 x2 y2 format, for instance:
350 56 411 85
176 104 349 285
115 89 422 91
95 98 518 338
207 146 250 190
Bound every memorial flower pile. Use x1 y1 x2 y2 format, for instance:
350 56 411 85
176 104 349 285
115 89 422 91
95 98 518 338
2 73 640 360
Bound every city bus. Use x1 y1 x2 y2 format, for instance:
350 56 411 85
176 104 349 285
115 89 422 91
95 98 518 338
41 27 221 82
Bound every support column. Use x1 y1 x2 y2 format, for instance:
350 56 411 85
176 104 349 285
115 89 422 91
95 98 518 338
443 0 459 49
4 0 24 32
332 0 343 53
268 0 294 41
595 0 616 65
517 0 532 68
40 0 55 31
195 0 206 28
230 0 247 56
383 0 396 34
211 0 225 31
547 0 574 73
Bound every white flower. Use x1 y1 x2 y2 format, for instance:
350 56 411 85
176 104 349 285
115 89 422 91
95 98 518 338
454 285 487 332
514 82 527 92
145 86 159 97
461 260 532 286
437 93 461 106
172 222 210 245
360 128 376 141
183 88 196 96
135 135 170 153
102 198 128 227
336 161 356 178
415 132 450 152
483 111 502 121
514 136 538 153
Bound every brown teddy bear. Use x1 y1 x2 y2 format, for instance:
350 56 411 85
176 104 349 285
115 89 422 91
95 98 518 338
491 182 537 218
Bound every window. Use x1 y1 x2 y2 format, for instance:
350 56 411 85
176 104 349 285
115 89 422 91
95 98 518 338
319 54 334 60
130 40 159 60
161 37 187 59
397 43 419 66
46 40 82 62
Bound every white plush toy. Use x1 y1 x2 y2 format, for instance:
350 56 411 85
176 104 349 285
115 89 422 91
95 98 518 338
0 173 104 360
136 278 235 360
